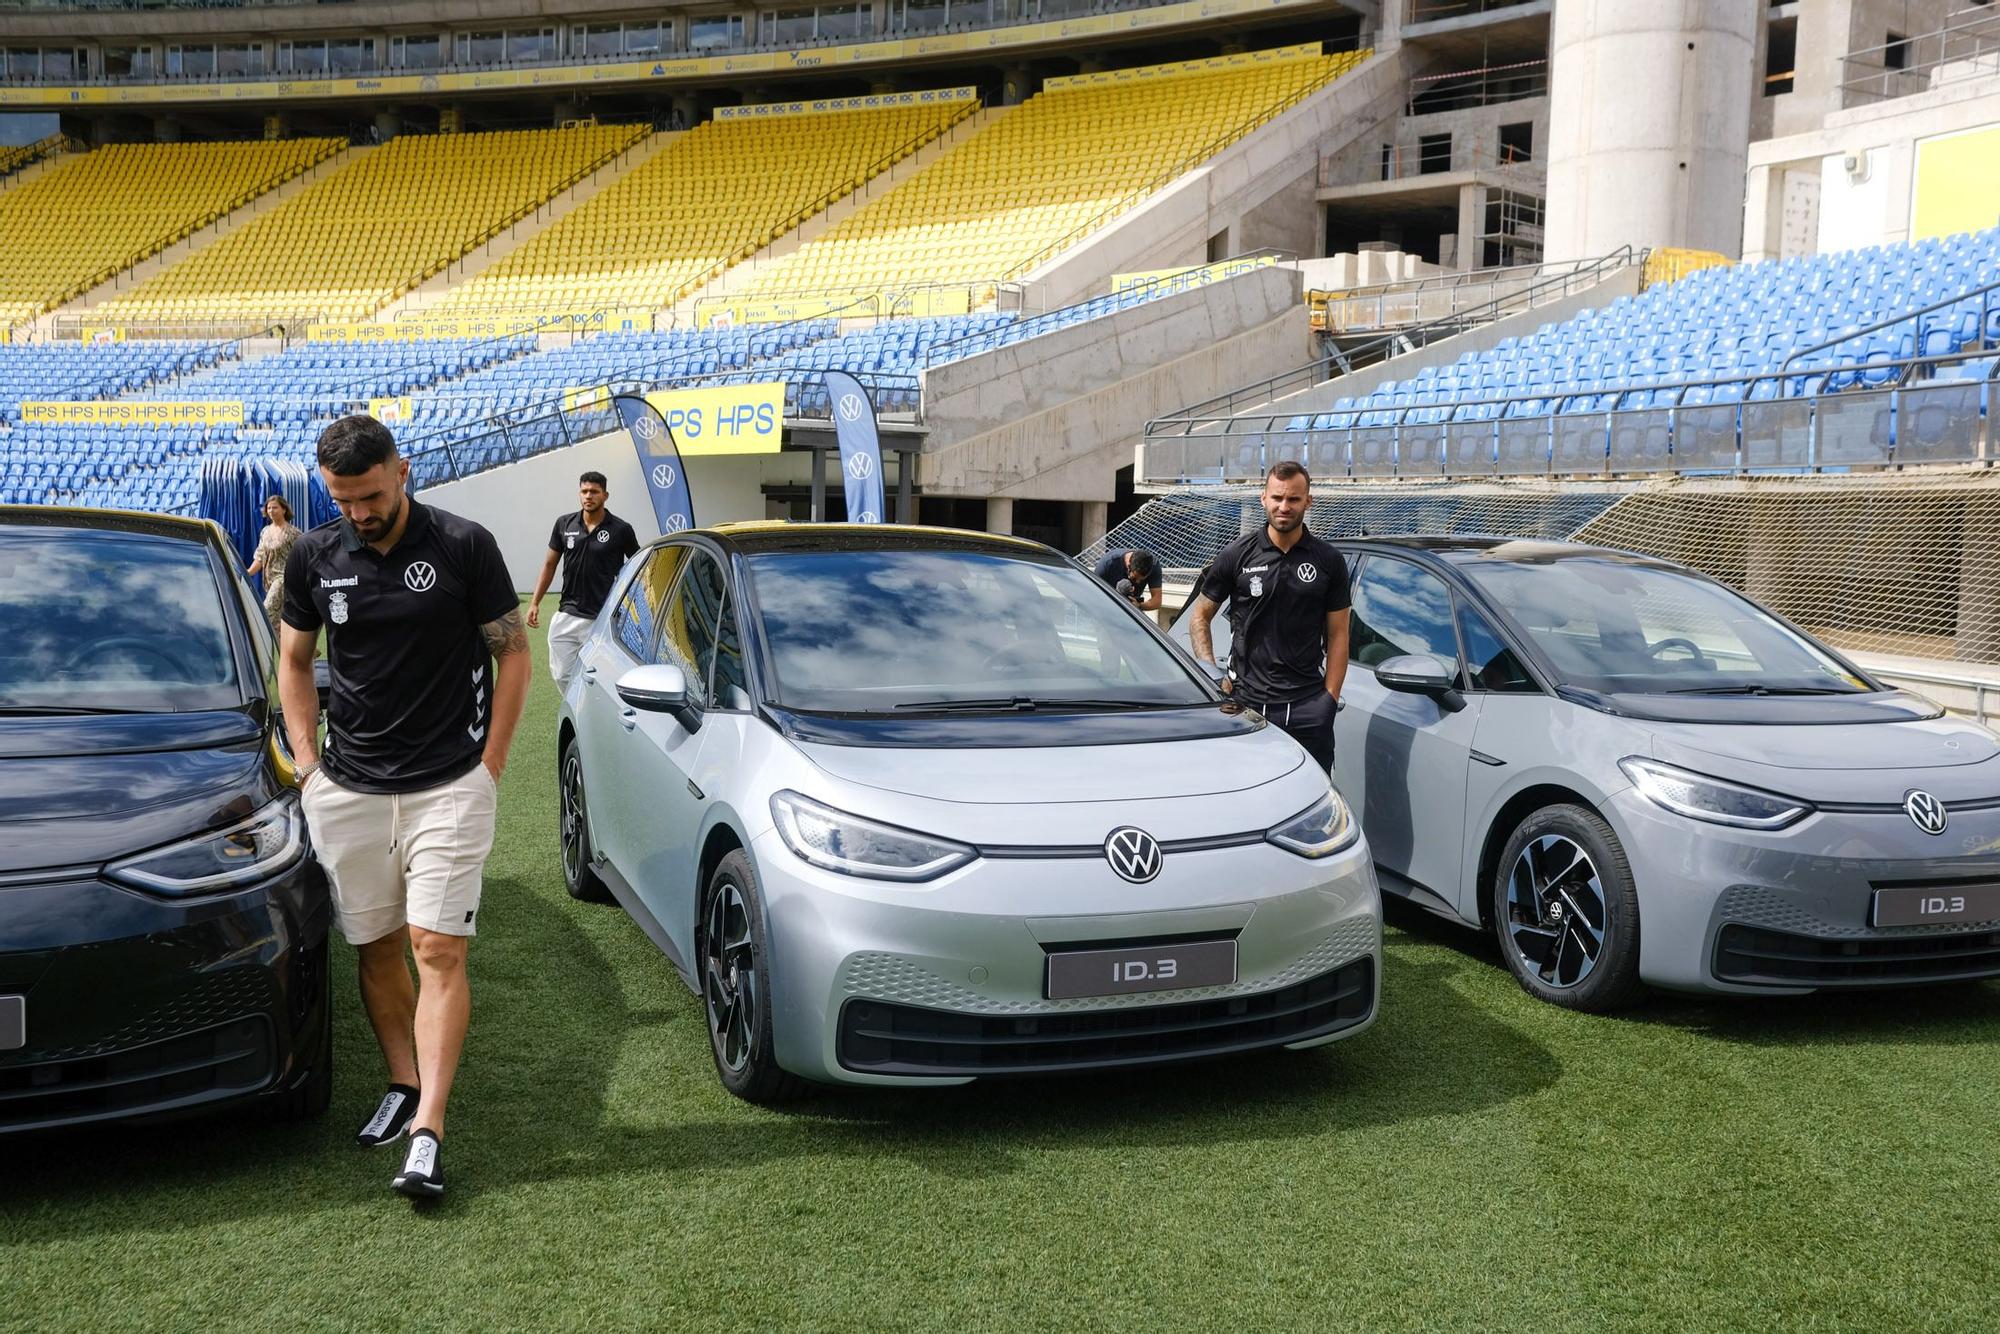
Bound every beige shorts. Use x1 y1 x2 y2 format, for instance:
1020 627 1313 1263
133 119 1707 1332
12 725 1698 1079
547 611 594 683
301 764 498 944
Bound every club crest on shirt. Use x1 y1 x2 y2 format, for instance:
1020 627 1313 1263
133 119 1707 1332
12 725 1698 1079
329 590 350 625
565 533 578 549
1250 576 1265 597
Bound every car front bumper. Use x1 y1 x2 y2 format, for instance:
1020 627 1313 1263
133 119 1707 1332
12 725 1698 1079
1605 790 2000 995
750 829 1382 1086
0 859 331 1135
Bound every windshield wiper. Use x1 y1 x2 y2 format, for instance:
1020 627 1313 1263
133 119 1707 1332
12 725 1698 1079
1663 685 1855 697
892 697 1162 713
0 704 147 716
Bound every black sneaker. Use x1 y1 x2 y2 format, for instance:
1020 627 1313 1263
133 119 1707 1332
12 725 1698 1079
392 1129 444 1199
355 1084 419 1148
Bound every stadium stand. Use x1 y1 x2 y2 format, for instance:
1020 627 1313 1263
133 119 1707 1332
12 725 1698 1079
429 95 976 316
737 47 1367 305
92 124 645 327
0 339 235 425
0 133 68 183
142 336 538 428
0 138 342 327
1289 228 2000 438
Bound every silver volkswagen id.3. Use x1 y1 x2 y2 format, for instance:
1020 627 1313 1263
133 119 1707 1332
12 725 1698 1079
556 524 1380 1101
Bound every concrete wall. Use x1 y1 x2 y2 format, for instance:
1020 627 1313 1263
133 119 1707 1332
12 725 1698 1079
419 430 805 592
921 264 1310 502
1760 0 1962 141
1239 259 1642 419
1743 77 2000 262
1019 45 1422 309
1544 0 1756 261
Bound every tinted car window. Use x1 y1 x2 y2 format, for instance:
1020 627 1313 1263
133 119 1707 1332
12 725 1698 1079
610 545 686 660
1348 557 1461 675
0 529 239 712
747 549 1210 713
1459 603 1538 693
1461 557 1869 694
656 552 726 705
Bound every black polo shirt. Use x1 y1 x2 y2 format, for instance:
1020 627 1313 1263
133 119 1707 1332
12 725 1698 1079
282 499 518 794
548 508 640 618
1094 549 1163 594
1199 525 1351 705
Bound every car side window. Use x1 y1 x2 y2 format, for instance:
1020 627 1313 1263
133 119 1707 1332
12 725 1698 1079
610 546 687 661
654 551 726 706
1458 602 1538 693
1348 557 1462 676
712 579 749 709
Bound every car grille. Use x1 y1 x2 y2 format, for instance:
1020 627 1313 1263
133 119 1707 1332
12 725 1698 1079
0 1017 272 1134
1713 924 2000 987
836 958 1373 1077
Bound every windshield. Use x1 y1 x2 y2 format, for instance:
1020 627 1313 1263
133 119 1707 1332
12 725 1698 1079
1461 557 1872 696
0 529 242 713
745 549 1213 713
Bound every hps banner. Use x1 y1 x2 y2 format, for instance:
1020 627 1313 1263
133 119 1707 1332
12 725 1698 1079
615 393 696 534
822 371 886 523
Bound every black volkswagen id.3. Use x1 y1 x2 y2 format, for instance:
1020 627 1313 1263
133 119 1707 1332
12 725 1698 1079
0 506 332 1134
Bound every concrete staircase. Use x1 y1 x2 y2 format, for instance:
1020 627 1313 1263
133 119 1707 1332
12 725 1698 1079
387 131 675 320
672 105 1008 322
50 143 365 324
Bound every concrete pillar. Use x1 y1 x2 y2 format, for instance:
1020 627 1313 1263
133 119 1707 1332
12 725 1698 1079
372 110 402 143
985 496 1014 535
670 93 698 130
1455 183 1484 271
1080 500 1109 551
1544 0 1756 261
1001 65 1033 106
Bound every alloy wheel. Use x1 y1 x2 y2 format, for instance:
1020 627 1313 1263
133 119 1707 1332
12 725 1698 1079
1504 834 1608 989
559 748 587 888
703 880 757 1074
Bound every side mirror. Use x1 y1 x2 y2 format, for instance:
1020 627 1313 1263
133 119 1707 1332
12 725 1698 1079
1375 654 1467 713
616 663 692 717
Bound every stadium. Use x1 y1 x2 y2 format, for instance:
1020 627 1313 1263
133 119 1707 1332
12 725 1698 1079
3 0 2000 1328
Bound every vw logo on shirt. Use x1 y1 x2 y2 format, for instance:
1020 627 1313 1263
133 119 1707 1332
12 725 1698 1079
845 451 874 481
1904 789 1948 835
1296 562 1319 584
403 562 438 593
1104 826 1164 884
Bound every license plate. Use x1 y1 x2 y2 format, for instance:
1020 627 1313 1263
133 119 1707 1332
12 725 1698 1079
1045 938 1238 1000
0 996 22 1052
1872 883 2000 928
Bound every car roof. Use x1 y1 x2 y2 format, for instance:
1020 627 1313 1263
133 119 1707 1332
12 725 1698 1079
0 504 221 545
692 521 1060 559
1340 534 1686 571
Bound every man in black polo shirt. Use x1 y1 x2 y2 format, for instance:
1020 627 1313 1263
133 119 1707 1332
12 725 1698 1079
1093 546 1164 612
1185 461 1350 771
526 470 641 683
278 414 528 1202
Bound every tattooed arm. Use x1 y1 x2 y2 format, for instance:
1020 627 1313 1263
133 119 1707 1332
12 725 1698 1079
480 608 532 782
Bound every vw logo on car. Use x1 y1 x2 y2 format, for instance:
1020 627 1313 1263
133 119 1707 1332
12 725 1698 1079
1103 827 1163 883
1904 790 1948 834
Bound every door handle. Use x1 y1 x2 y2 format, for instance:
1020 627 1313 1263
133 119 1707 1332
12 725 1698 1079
618 707 638 732
581 664 599 685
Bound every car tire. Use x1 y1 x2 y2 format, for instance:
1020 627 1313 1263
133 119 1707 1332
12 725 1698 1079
1491 803 1646 1012
269 949 333 1123
559 738 612 904
700 850 804 1104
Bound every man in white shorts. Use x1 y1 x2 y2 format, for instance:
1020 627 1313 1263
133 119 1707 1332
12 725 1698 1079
278 414 528 1202
526 471 640 684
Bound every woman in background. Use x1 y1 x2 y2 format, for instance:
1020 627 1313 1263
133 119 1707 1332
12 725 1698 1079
247 495 303 635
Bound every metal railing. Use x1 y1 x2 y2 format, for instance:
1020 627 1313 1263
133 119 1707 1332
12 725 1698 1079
1312 253 1617 334
1839 6 2000 106
1407 0 1543 22
1405 58 1547 114
1866 664 2000 726
1140 348 2000 486
1149 245 1644 433
1779 274 2000 386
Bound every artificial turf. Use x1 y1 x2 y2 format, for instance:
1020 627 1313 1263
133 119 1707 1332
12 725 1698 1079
4 617 1999 1332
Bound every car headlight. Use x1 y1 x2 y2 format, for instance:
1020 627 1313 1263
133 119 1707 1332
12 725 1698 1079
105 795 307 897
1618 758 1812 830
769 791 976 882
1266 789 1359 858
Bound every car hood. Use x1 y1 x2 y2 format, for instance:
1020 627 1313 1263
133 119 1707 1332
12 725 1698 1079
0 710 273 873
798 726 1306 805
1649 715 2000 803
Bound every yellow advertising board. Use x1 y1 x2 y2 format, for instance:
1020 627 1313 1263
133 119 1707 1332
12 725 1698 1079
563 385 613 412
716 87 976 120
1110 254 1283 294
22 400 244 425
368 397 415 424
0 0 1325 107
1913 123 2000 242
636 382 785 456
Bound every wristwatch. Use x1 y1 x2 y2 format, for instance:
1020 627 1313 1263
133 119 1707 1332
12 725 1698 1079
295 760 321 787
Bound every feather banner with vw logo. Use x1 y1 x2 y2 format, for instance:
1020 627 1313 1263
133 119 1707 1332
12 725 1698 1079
822 370 886 524
614 393 696 535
